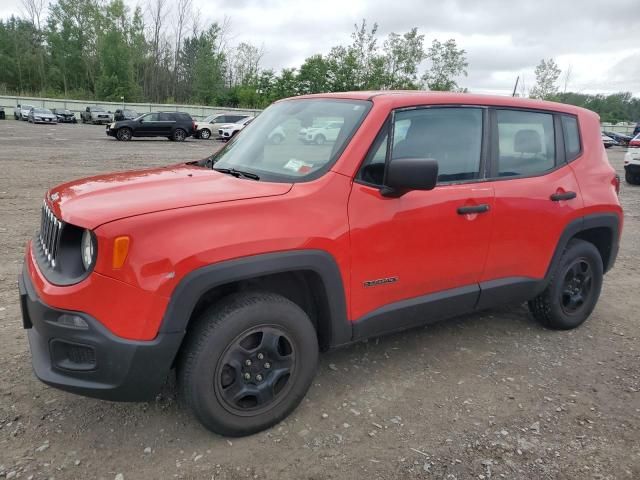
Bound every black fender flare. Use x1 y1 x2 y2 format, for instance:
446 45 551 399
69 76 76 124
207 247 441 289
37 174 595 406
159 250 352 348
545 212 620 280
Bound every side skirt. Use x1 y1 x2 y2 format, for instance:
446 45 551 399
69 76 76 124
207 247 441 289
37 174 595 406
351 277 542 341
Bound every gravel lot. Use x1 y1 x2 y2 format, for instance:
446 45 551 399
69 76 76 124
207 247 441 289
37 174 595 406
0 120 638 480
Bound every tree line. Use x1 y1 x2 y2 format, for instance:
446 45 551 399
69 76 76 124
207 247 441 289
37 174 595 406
0 0 468 108
527 58 639 124
0 0 637 123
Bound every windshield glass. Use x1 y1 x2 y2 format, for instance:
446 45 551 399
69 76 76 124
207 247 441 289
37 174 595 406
210 99 371 182
34 108 51 114
93 107 105 112
202 114 217 123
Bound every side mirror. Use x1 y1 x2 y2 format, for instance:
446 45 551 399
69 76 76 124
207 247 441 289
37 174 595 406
381 157 438 197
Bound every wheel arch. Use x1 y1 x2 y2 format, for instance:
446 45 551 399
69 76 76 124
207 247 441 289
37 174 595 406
546 213 620 279
160 250 352 352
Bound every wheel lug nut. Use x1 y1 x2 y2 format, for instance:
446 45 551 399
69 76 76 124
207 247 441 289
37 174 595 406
264 362 271 369
245 359 252 366
257 353 264 360
256 374 263 382
243 373 251 381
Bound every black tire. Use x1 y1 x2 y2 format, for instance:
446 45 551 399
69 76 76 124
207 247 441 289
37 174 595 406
73 118 77 124
173 128 187 142
199 128 211 140
528 239 603 330
178 291 319 437
625 170 640 185
116 128 132 141
314 134 326 145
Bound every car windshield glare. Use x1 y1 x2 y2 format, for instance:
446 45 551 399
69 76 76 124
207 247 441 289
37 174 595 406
210 99 371 182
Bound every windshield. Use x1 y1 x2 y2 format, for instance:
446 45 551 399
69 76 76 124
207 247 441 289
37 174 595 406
202 114 217 123
34 108 51 114
209 99 371 182
93 107 105 112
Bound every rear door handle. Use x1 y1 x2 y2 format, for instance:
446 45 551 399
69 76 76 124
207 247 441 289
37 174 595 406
457 204 490 215
550 191 577 201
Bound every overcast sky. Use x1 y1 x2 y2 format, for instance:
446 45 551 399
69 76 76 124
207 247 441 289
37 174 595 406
2 0 639 96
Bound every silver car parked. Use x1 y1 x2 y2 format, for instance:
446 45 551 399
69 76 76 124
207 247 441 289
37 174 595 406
27 107 57 124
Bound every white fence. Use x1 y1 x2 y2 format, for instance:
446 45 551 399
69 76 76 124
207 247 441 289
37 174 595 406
0 95 261 120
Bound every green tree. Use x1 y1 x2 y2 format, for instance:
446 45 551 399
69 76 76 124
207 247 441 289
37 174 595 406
191 24 226 104
422 38 468 91
297 54 330 94
382 28 425 89
530 58 561 100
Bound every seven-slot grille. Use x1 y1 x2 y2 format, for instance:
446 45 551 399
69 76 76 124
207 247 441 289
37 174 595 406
39 201 63 268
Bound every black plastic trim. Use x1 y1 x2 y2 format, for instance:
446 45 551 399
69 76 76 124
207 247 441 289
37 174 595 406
19 266 183 401
352 284 480 340
160 250 352 348
545 213 620 275
475 277 544 310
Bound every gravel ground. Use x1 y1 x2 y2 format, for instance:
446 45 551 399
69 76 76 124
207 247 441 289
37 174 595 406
0 120 638 480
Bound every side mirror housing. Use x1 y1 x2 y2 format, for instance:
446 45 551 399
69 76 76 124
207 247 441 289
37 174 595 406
381 157 439 197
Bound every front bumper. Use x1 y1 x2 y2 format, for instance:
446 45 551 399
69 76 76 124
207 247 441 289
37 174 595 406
19 265 184 401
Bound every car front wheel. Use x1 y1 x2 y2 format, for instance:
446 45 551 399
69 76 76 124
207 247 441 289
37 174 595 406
199 129 211 140
178 292 319 436
314 134 326 145
116 128 132 141
528 239 603 330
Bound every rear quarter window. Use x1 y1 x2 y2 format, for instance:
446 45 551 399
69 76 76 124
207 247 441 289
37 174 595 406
561 115 581 161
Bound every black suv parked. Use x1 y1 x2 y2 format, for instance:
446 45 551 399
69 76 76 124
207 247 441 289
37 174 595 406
114 109 139 121
51 108 77 123
106 111 195 141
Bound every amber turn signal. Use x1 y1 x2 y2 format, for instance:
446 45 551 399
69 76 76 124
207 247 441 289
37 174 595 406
112 236 130 269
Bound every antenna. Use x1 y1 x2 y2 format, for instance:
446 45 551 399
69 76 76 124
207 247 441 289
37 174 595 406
512 76 520 97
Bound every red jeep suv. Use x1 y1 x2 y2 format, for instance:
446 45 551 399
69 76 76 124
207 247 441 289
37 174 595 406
19 92 622 436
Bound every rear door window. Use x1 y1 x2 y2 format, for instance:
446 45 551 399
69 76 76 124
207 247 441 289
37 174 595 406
495 110 556 177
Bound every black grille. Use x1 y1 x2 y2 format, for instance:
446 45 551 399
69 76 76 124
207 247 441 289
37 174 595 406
39 201 64 268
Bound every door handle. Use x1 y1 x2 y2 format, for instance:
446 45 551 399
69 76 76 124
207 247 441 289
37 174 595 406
457 204 490 215
550 191 577 201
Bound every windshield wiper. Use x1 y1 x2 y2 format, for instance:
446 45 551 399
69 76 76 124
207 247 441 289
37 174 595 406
213 167 260 181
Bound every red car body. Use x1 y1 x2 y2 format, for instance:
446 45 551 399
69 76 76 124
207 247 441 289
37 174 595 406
19 91 622 403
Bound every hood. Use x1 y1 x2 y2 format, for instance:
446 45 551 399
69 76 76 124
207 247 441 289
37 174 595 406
47 163 293 229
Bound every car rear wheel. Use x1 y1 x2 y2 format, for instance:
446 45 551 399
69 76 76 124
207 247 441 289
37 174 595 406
528 239 603 330
116 128 132 141
178 292 319 436
314 134 326 145
173 128 187 142
199 129 211 140
625 170 640 185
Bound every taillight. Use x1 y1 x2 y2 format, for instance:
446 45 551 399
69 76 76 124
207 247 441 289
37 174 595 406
192 121 196 132
613 174 620 196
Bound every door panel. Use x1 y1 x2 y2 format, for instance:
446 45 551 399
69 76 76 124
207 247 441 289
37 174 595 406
481 167 582 281
348 183 494 321
481 109 584 282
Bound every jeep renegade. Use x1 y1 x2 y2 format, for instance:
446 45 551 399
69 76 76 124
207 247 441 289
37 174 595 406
19 92 622 436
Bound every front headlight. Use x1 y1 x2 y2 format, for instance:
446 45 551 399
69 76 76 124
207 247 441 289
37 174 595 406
81 229 97 270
